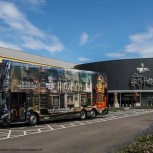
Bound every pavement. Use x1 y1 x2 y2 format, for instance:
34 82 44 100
0 109 152 141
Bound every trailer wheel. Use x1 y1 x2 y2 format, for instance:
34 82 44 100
90 109 96 119
28 114 37 126
80 110 87 120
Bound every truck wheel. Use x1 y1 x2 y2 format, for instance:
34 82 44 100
80 110 87 120
90 109 96 119
29 114 37 126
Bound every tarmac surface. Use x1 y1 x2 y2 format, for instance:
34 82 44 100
0 109 153 153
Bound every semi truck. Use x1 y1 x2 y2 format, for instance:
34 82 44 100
0 60 108 126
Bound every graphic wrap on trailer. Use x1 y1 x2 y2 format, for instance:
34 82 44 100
0 61 108 125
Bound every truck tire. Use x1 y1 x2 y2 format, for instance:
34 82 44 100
80 110 87 120
90 109 96 119
28 114 37 126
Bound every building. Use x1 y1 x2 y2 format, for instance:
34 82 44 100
75 58 153 107
0 47 75 69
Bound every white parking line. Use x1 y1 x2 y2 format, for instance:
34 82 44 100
60 125 66 128
73 121 85 125
24 131 26 135
69 123 77 127
47 125 54 130
38 129 41 133
7 130 11 138
0 109 152 141
85 121 93 124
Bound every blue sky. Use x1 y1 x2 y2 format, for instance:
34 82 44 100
0 0 153 64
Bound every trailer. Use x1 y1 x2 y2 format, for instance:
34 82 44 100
0 60 108 126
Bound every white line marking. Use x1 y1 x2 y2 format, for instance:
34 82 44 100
7 130 11 138
73 121 83 124
60 125 66 128
85 121 93 124
47 125 54 130
38 129 41 133
24 131 26 135
69 123 76 127
74 122 85 125
0 110 152 141
34 126 47 128
99 119 108 121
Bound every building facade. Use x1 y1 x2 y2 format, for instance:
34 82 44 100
75 58 153 107
0 47 75 69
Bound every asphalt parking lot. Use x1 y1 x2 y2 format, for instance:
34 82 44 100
0 109 153 141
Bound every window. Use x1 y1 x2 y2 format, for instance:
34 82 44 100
87 81 90 88
26 94 33 109
67 95 73 105
81 94 87 106
82 82 86 91
40 95 48 108
34 95 39 111
52 96 59 107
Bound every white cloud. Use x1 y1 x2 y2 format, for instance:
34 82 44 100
0 41 22 51
22 0 46 6
0 1 44 37
106 52 125 58
124 27 153 57
0 1 64 53
79 32 89 45
78 57 89 62
12 0 46 8
22 36 64 53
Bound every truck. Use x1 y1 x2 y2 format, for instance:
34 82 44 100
0 60 108 126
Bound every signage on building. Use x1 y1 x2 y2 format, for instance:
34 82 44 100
129 63 153 88
136 63 149 73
